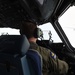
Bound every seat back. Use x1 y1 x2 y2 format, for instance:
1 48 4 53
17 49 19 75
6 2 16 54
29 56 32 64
0 35 30 75
0 35 42 75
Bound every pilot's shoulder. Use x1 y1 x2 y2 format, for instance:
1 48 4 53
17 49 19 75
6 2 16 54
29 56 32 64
39 46 57 60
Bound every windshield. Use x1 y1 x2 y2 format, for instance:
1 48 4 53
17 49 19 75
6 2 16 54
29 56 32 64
59 6 75 48
0 23 62 43
39 23 62 43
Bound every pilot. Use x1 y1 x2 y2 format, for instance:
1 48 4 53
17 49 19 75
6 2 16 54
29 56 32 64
20 20 68 75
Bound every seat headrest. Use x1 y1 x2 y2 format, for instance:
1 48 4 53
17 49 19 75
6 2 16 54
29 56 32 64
0 35 30 55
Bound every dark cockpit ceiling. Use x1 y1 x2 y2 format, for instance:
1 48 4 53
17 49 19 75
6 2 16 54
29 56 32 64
0 0 75 29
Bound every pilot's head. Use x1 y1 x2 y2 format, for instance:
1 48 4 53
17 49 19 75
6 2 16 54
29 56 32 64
20 20 37 39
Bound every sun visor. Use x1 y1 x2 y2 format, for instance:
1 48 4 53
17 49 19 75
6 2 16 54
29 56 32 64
19 0 59 22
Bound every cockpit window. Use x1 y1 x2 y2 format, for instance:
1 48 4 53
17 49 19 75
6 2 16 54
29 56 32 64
0 28 20 35
38 23 62 43
59 6 75 48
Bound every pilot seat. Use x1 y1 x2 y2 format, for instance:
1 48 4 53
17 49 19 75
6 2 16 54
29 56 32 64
0 35 42 75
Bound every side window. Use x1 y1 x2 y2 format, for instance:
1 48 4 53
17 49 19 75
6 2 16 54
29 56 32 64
38 23 62 43
58 6 75 48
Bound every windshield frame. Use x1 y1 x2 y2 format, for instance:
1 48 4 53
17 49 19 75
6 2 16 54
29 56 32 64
50 19 75 52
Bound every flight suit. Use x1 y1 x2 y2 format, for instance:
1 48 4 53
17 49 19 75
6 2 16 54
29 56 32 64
29 42 68 75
